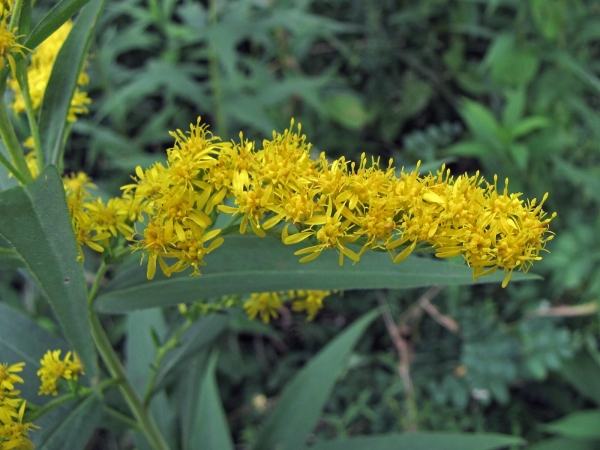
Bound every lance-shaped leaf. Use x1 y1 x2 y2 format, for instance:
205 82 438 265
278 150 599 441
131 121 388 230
25 0 93 50
188 352 234 450
33 394 102 450
0 166 98 378
38 0 105 166
308 433 525 450
253 310 378 450
96 234 540 313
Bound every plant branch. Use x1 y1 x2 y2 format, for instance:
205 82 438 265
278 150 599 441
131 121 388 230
0 95 32 183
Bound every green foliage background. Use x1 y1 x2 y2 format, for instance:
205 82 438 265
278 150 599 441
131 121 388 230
2 0 600 448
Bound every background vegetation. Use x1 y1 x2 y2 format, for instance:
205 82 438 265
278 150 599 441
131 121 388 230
2 0 600 448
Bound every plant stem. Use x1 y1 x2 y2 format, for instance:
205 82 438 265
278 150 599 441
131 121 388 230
88 265 171 450
89 312 171 450
0 151 25 183
208 0 226 138
0 95 32 183
8 0 24 33
104 405 142 431
16 61 43 173
142 318 193 408
25 378 117 422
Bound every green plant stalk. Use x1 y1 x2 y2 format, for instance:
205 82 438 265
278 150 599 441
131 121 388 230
8 0 24 32
89 312 171 450
0 97 32 183
25 378 117 422
88 264 171 450
142 317 193 408
16 62 43 173
0 151 26 183
208 0 227 138
104 405 142 431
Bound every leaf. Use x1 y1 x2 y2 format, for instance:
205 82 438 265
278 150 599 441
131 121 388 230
531 0 565 41
0 303 68 404
126 309 175 449
95 235 540 313
544 410 600 439
444 141 489 157
154 314 229 387
510 117 551 139
508 143 529 170
0 246 24 271
484 34 539 87
309 433 525 450
188 352 234 450
38 0 105 166
552 51 600 95
0 166 98 378
502 89 525 130
325 92 369 130
25 0 93 51
253 310 378 450
561 350 600 405
527 438 597 450
34 394 102 450
458 99 504 149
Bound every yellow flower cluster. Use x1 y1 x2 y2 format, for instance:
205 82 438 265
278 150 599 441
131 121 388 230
244 290 331 323
0 0 27 78
0 362 37 450
37 350 83 397
9 21 91 122
127 118 555 287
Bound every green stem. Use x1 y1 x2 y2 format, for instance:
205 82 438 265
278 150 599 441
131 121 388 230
142 318 193 408
8 0 24 33
88 265 170 450
0 151 26 183
25 378 116 422
104 406 142 431
88 261 109 307
208 0 226 138
0 96 32 183
16 61 43 173
89 312 171 450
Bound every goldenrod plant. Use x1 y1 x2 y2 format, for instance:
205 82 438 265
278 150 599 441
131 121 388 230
0 1 565 449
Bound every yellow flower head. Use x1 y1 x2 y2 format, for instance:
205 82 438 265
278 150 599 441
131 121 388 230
291 290 331 321
37 350 83 396
0 362 24 392
0 401 37 450
244 292 282 323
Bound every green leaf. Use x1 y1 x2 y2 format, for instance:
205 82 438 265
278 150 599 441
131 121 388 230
0 303 68 404
34 394 102 450
38 0 105 166
253 310 378 450
552 51 600 95
508 143 529 170
527 438 598 450
531 0 565 41
188 352 234 450
0 166 98 379
0 246 24 271
458 99 504 149
126 309 175 449
561 350 600 405
484 34 539 87
95 235 540 313
154 314 229 387
510 117 551 139
309 433 525 450
544 410 600 439
444 141 489 157
502 89 525 130
24 0 93 50
325 92 369 130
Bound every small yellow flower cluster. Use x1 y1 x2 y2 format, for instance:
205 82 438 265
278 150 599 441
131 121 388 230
0 362 37 450
9 21 91 122
244 290 331 323
127 118 555 287
123 119 228 279
0 0 28 78
37 350 83 397
63 172 139 259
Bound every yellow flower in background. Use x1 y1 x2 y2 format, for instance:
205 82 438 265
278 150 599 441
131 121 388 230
244 292 282 323
37 350 84 396
0 360 36 449
291 290 331 321
0 0 29 79
8 20 91 122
